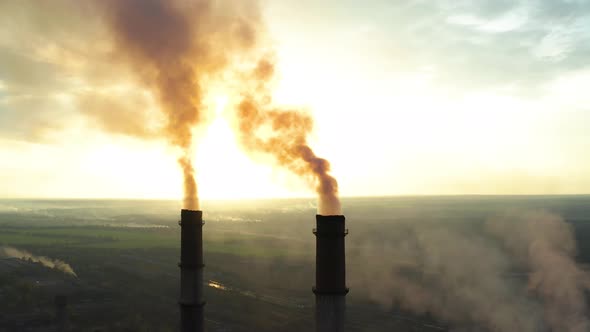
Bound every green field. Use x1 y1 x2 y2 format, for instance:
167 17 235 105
2 196 590 332
0 225 311 259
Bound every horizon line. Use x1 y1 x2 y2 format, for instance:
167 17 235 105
1 193 589 201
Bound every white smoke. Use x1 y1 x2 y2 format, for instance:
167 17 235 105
0 246 77 277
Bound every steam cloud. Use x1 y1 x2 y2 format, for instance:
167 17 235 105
0 246 77 277
235 59 341 215
358 211 590 331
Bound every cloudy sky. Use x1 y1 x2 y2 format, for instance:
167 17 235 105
0 0 589 200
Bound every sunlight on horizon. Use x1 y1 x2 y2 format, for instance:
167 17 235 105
0 0 588 199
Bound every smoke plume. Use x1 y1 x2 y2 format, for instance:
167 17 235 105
0 246 77 277
0 1 339 211
94 0 263 209
356 211 590 331
358 223 541 331
487 211 590 332
235 59 341 215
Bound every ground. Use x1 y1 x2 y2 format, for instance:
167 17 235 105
1 196 589 331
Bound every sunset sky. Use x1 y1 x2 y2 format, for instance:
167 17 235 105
0 0 589 200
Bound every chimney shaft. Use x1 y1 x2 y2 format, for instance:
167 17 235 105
179 209 205 332
313 214 348 332
54 295 67 332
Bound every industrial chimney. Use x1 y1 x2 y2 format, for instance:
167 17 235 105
179 209 205 332
54 294 67 332
313 214 348 332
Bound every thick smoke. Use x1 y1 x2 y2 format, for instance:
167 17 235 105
0 0 340 212
0 246 77 277
356 211 590 331
92 0 263 209
235 59 341 215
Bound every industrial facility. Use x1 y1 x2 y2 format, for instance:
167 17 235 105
0 202 453 332
178 210 349 332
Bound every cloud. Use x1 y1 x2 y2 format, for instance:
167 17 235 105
0 1 130 142
0 94 74 142
76 89 162 139
0 1 165 142
0 0 588 145
355 0 590 91
0 47 68 94
0 0 266 145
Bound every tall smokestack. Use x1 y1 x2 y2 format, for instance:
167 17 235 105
179 209 205 332
54 295 67 332
313 215 348 332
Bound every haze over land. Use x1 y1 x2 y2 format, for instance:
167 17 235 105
4 199 590 330
2 196 590 331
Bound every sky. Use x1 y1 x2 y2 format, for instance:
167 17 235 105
0 0 589 200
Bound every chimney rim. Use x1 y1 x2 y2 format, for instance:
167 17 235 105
181 209 203 213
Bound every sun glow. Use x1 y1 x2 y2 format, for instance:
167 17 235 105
193 96 308 200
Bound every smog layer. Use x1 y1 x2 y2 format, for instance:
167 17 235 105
2 196 590 331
